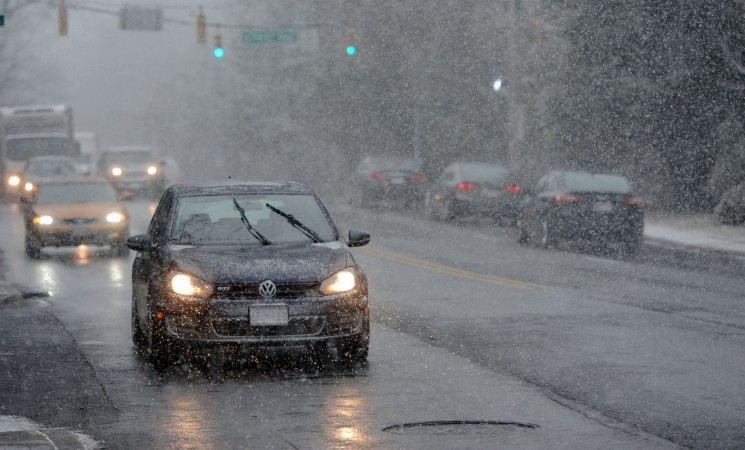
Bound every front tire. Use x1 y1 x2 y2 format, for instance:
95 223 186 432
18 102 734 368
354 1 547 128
25 232 41 259
337 318 369 367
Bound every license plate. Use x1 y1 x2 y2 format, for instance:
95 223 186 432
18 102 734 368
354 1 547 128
389 176 405 185
249 304 289 326
593 201 613 212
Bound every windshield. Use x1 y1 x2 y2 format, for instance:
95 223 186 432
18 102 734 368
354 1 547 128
169 194 336 244
25 159 77 177
459 164 509 182
563 172 631 193
6 137 76 161
100 150 154 165
35 182 119 204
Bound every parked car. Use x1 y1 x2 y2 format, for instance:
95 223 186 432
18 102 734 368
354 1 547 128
351 155 425 207
516 170 644 253
19 156 79 201
98 146 165 197
713 181 745 225
425 162 523 223
23 178 130 258
126 181 371 370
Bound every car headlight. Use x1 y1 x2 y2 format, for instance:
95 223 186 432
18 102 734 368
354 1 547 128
320 268 358 295
169 272 212 298
24 182 34 192
8 175 20 187
33 215 54 225
111 167 122 176
147 166 158 175
106 212 126 223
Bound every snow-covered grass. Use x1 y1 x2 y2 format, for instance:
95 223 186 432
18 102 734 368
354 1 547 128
645 211 745 254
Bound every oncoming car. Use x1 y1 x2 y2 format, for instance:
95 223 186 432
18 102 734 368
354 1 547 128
24 179 129 258
98 146 164 196
19 156 79 202
127 181 371 369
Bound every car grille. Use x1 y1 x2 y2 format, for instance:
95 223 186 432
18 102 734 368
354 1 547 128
62 217 96 225
211 317 325 337
212 281 320 299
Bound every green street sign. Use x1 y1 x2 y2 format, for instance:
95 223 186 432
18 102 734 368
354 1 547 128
242 30 297 45
0 15 5 27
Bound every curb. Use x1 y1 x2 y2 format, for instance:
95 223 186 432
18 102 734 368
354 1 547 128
0 428 90 450
644 235 745 258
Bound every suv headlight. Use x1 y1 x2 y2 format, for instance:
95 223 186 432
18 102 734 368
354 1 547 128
169 272 212 298
147 165 158 175
106 212 126 223
320 268 358 295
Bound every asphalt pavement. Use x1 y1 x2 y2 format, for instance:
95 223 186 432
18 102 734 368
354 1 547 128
0 209 745 449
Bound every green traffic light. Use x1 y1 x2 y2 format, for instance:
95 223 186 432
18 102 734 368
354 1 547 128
346 45 356 56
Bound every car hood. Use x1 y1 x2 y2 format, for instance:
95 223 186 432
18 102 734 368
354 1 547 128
168 243 351 284
33 202 126 219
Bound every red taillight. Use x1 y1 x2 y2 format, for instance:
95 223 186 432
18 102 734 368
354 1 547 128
505 184 521 193
410 173 424 183
369 172 385 181
553 193 581 206
456 182 475 191
623 195 644 208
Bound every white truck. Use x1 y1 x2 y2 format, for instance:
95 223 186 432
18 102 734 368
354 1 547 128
74 131 100 176
0 104 78 198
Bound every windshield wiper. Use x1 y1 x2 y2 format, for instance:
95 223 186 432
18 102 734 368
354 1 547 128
265 203 323 243
232 198 272 245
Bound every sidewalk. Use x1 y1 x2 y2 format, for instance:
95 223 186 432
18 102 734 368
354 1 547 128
644 210 745 255
0 416 96 450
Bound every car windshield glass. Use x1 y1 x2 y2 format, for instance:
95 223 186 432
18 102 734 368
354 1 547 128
35 183 119 204
459 163 509 182
101 150 153 164
563 173 631 193
26 160 77 177
366 157 418 171
7 137 75 161
169 194 336 245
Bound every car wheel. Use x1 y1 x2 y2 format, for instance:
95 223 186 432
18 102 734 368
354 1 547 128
516 220 530 245
337 317 369 367
145 304 173 370
24 232 41 259
131 301 146 350
540 218 555 249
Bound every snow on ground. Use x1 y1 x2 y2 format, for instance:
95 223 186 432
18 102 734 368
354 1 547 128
645 211 745 255
0 415 42 432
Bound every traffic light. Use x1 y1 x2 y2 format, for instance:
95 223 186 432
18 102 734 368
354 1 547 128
59 0 68 36
343 27 356 56
197 7 206 44
214 28 224 58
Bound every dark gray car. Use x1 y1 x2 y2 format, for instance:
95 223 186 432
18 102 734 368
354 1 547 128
517 171 644 254
127 181 371 370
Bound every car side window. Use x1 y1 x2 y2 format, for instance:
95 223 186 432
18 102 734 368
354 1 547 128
148 192 173 243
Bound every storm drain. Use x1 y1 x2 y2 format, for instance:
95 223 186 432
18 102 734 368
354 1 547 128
382 420 539 436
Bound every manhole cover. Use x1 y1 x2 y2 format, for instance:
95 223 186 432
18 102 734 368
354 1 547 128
382 420 539 436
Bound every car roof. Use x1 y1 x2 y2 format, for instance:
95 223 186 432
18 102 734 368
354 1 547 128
168 180 314 197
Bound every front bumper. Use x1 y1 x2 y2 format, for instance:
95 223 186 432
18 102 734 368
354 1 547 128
156 291 369 346
34 224 128 246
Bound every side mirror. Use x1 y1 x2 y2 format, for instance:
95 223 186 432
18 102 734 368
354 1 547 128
127 234 155 252
347 229 371 248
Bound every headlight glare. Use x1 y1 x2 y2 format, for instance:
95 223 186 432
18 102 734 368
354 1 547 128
170 272 212 298
147 166 158 175
8 175 20 186
111 167 122 176
35 215 54 225
24 182 34 191
106 212 125 223
320 268 357 295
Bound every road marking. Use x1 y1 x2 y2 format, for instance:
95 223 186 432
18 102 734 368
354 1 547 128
360 247 545 289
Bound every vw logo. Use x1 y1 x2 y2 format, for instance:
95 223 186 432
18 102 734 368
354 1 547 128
258 280 277 299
